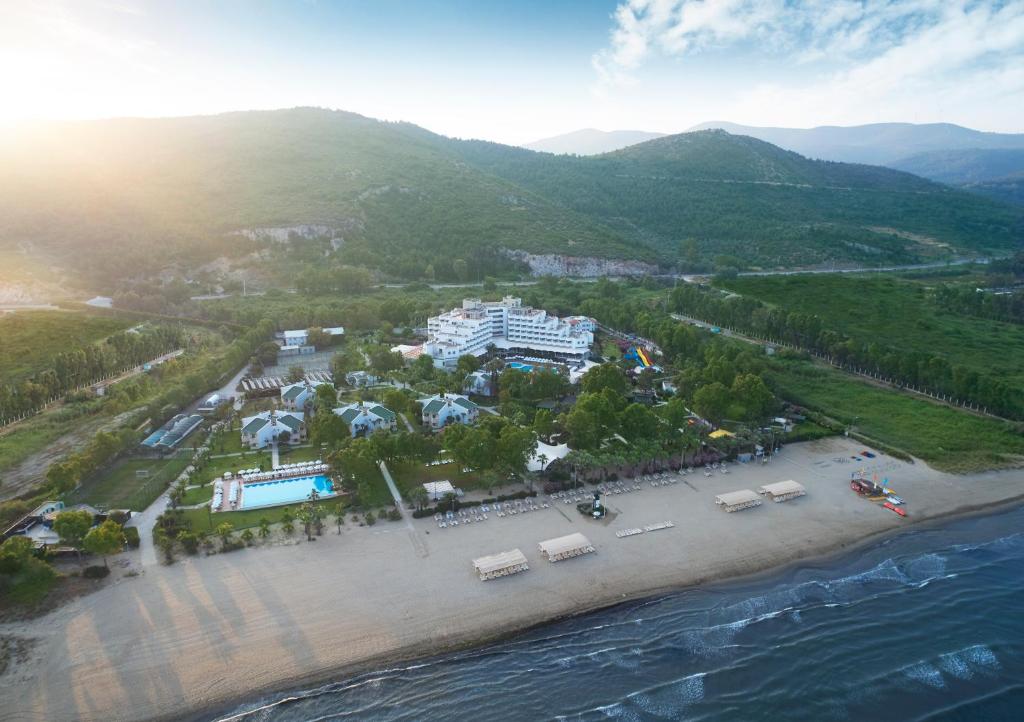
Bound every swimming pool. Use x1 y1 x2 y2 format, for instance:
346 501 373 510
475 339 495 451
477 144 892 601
240 475 336 510
507 362 534 372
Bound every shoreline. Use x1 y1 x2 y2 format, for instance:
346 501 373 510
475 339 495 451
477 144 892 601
197 490 1024 722
3 436 1023 722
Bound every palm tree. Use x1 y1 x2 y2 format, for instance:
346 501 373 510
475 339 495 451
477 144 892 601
240 528 255 546
257 517 271 539
333 502 346 534
215 522 234 551
281 520 295 537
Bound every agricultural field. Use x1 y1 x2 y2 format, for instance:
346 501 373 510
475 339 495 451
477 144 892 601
768 359 1024 473
0 310 132 383
718 273 1024 391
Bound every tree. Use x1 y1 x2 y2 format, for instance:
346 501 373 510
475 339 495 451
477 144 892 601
619 403 661 442
298 503 316 541
258 517 271 538
693 382 731 426
306 327 330 349
369 348 404 375
731 373 775 421
496 425 535 477
287 365 306 384
0 535 36 574
333 502 347 533
240 528 255 546
532 408 555 441
83 520 125 569
215 522 234 550
456 354 481 377
581 364 628 396
410 486 430 511
53 510 93 563
382 389 408 416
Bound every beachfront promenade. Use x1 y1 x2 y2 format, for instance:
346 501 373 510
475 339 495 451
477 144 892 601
4 437 1024 722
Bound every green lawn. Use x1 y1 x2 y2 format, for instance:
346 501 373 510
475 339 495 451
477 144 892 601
181 485 213 506
720 274 1024 392
181 496 348 533
388 460 488 496
68 456 191 511
769 359 1024 473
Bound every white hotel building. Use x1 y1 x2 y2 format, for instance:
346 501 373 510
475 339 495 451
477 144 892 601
422 297 594 367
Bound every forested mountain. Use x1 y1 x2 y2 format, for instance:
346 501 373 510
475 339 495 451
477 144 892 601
523 128 666 155
688 121 1024 166
451 130 1023 268
0 108 1021 287
0 108 635 285
890 149 1024 206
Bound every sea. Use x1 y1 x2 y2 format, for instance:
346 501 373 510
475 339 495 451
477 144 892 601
214 506 1024 722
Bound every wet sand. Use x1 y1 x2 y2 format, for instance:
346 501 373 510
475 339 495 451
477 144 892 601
2 437 1023 722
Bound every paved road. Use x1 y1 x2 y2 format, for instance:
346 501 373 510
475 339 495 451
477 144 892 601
379 461 428 558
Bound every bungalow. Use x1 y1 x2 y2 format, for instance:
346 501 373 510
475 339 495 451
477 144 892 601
280 381 316 411
463 370 495 397
333 402 397 437
420 393 479 431
240 410 306 449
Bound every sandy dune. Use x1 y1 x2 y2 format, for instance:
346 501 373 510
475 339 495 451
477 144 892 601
2 437 1022 722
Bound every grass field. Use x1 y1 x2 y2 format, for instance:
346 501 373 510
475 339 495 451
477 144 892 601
768 359 1024 473
719 274 1024 391
181 496 350 533
0 310 131 383
67 456 191 511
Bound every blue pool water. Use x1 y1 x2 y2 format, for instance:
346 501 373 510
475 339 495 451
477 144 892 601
507 362 533 372
240 475 335 510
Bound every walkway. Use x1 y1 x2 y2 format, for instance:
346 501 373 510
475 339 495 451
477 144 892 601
379 461 428 558
398 413 415 432
271 440 280 469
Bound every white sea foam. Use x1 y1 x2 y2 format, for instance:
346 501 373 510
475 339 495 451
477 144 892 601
903 661 946 689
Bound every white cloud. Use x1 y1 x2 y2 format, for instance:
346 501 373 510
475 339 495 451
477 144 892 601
592 0 1024 129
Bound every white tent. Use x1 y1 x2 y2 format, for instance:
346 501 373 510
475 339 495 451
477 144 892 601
472 549 529 580
423 480 455 501
538 532 595 562
528 441 571 472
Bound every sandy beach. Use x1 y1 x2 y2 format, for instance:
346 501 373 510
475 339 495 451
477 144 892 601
2 436 1023 722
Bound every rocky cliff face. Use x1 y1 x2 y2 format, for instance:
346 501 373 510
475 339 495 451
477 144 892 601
504 250 660 277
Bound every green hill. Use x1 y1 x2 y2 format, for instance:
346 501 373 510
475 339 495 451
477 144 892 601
0 109 1020 284
451 130 1023 268
0 108 635 284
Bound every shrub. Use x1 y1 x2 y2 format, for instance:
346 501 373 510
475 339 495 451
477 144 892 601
177 531 199 555
386 508 401 521
364 512 377 526
108 510 131 526
123 527 140 549
83 565 110 579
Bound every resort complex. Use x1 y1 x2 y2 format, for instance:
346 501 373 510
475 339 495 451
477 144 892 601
419 393 479 430
240 410 307 449
421 296 595 367
280 381 316 411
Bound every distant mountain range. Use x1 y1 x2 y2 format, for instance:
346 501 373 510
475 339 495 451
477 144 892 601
524 129 666 155
531 122 1024 205
1 109 1020 286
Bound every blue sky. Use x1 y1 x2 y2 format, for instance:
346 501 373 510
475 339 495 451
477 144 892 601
1 0 1022 144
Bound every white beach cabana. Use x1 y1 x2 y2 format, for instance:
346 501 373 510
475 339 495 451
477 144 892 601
472 549 530 580
537 532 595 562
715 489 763 512
757 480 807 503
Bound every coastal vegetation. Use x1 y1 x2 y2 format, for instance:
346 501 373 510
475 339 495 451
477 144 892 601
768 359 1024 473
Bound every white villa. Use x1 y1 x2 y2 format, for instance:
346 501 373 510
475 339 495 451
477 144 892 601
420 393 479 431
280 381 316 411
463 369 495 396
421 296 594 368
333 402 397 437
240 410 306 449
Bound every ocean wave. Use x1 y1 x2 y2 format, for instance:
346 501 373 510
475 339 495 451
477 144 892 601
902 644 1000 690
